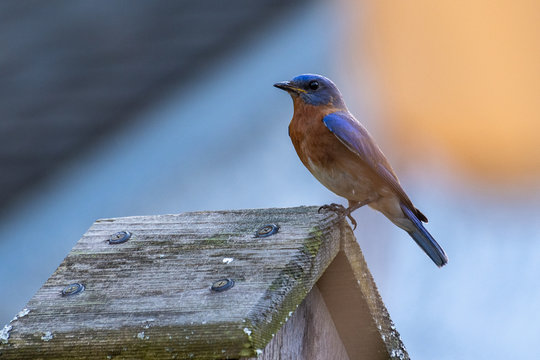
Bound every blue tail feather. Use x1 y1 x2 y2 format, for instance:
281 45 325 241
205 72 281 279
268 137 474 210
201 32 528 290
400 203 448 267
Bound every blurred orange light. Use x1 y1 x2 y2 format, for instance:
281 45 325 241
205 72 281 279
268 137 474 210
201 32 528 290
344 0 540 183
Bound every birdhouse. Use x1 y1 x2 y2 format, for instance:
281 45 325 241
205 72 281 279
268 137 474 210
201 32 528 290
0 207 408 359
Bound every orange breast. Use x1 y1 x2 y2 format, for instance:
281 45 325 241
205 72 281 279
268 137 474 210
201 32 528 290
289 102 339 169
288 101 379 201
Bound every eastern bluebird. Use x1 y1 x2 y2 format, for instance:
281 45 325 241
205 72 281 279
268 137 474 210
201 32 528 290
274 74 448 267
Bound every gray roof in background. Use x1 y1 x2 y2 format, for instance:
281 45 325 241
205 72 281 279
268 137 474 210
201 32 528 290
0 0 306 213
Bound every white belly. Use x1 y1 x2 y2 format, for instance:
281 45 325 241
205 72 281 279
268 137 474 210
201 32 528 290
306 157 375 202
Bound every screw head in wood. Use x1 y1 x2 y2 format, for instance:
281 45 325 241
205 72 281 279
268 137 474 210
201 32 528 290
62 283 85 296
255 224 279 238
109 230 131 244
211 278 234 292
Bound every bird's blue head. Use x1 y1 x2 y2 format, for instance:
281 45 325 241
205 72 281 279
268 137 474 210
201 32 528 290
274 74 346 109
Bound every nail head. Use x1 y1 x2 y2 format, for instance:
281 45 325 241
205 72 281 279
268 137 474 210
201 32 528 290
109 231 131 244
62 283 85 296
255 224 279 238
211 279 234 292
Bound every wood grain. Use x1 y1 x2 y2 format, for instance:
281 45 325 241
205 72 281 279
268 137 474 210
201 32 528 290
0 206 408 359
0 206 342 359
317 225 409 360
253 223 409 360
252 285 349 360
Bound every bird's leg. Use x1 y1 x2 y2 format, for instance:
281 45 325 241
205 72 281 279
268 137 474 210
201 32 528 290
343 200 370 230
345 213 358 230
347 199 369 213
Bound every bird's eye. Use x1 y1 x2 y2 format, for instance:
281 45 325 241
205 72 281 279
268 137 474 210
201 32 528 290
308 81 319 90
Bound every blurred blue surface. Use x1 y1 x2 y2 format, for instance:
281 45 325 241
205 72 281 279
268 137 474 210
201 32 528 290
1 1 539 359
0 0 337 326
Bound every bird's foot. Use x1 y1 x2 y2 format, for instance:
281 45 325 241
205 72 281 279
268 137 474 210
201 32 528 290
318 203 358 230
318 203 346 214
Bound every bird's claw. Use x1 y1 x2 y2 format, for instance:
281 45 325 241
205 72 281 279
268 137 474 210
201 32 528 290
318 203 357 230
347 214 357 231
318 203 346 214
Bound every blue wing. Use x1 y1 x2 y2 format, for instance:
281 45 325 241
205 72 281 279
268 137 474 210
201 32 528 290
323 111 426 221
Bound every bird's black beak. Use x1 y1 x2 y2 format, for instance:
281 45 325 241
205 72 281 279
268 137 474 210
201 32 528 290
273 81 305 94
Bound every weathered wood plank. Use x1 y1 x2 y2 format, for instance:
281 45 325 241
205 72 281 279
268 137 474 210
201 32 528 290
0 206 344 359
247 223 409 360
1 206 408 359
251 285 350 360
317 225 409 360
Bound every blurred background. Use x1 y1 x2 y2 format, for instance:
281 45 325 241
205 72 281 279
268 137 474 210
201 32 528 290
1 1 539 359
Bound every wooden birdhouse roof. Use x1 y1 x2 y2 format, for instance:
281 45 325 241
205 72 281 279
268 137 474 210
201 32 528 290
0 206 408 359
